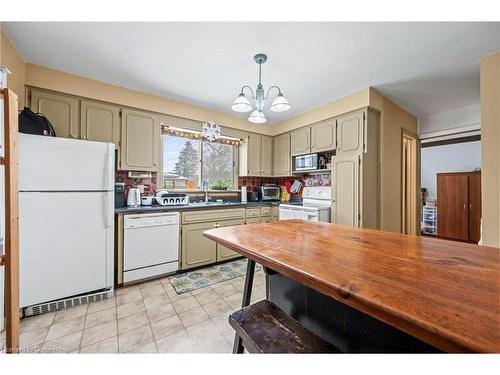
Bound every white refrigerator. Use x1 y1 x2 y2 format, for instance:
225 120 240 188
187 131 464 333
19 134 114 310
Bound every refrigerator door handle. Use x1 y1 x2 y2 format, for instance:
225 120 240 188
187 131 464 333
103 191 112 229
104 143 114 190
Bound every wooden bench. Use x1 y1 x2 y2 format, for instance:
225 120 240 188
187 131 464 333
228 300 341 353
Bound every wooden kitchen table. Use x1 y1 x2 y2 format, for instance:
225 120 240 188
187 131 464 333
204 220 500 353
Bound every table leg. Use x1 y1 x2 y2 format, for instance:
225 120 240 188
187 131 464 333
233 259 255 354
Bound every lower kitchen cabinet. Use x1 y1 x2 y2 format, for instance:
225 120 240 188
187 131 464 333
271 206 279 221
181 221 218 270
216 218 245 261
261 216 272 223
246 217 261 224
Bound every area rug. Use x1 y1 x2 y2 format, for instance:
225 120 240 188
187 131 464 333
168 259 262 294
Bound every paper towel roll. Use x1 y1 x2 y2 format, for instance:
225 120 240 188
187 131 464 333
241 186 247 203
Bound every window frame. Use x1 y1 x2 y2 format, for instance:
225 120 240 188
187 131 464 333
161 133 239 191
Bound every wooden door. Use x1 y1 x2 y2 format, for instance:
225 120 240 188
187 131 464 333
119 109 160 171
467 172 481 243
246 134 261 176
260 135 272 176
273 133 291 177
80 100 120 147
181 222 218 269
216 219 245 261
290 127 311 156
331 155 359 227
437 174 468 241
336 111 364 156
30 89 79 139
311 120 336 153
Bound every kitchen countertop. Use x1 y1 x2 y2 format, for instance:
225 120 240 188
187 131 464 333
114 200 302 214
204 220 500 353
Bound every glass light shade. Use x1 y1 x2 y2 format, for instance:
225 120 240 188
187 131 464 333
248 110 266 124
231 93 252 113
270 93 291 112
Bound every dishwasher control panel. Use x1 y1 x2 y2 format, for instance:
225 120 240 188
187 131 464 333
124 212 179 229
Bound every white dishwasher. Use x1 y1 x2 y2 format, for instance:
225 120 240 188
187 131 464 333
123 212 179 283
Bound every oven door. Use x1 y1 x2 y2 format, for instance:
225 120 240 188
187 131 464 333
279 206 318 221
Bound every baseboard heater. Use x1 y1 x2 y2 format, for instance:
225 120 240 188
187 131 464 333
23 288 114 317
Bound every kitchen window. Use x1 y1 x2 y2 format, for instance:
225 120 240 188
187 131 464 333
162 134 236 190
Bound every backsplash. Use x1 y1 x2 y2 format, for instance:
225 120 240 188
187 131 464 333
304 174 331 187
116 171 331 198
237 173 330 192
115 171 158 197
237 176 296 192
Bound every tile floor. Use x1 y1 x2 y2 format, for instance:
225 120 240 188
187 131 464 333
0 270 267 354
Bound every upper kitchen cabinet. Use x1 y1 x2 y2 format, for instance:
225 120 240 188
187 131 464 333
291 120 336 156
290 127 311 156
311 120 336 153
336 110 365 156
246 133 261 175
80 100 121 148
239 133 272 176
261 135 272 176
119 108 161 172
29 89 80 139
273 132 291 177
331 108 379 229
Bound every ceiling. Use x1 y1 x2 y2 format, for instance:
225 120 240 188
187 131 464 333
3 22 499 123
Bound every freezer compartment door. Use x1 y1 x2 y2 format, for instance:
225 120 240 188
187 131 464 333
19 133 114 191
19 191 113 308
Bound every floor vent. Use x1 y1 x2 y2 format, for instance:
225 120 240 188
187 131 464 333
23 289 114 317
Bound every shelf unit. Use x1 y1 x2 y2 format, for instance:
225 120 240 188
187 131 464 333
421 206 437 236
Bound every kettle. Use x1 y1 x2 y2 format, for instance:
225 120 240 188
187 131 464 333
127 188 141 207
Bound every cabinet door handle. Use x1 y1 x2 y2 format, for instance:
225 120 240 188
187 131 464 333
213 223 221 228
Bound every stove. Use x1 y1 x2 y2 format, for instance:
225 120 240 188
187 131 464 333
279 186 331 222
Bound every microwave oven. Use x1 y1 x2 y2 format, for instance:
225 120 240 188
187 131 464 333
294 154 318 171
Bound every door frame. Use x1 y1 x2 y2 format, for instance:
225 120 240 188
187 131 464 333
401 129 420 235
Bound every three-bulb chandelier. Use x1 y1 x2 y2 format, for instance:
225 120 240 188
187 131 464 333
231 53 290 123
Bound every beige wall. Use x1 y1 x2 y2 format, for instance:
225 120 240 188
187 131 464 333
480 52 500 248
25 63 270 136
272 88 371 134
371 89 418 233
1 31 26 107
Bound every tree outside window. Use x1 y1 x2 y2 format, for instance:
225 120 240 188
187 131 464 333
162 134 234 190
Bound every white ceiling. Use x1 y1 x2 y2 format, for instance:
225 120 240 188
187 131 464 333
3 22 499 123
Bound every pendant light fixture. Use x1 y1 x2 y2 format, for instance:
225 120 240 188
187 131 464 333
231 53 290 123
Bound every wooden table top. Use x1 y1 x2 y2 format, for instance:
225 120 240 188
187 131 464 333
204 220 500 353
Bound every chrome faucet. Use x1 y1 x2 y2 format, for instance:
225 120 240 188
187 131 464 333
202 179 210 203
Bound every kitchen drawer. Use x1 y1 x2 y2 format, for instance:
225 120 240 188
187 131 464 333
182 208 245 224
246 207 261 218
246 217 261 224
260 206 271 217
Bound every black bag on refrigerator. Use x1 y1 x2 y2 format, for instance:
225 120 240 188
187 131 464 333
18 107 57 136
